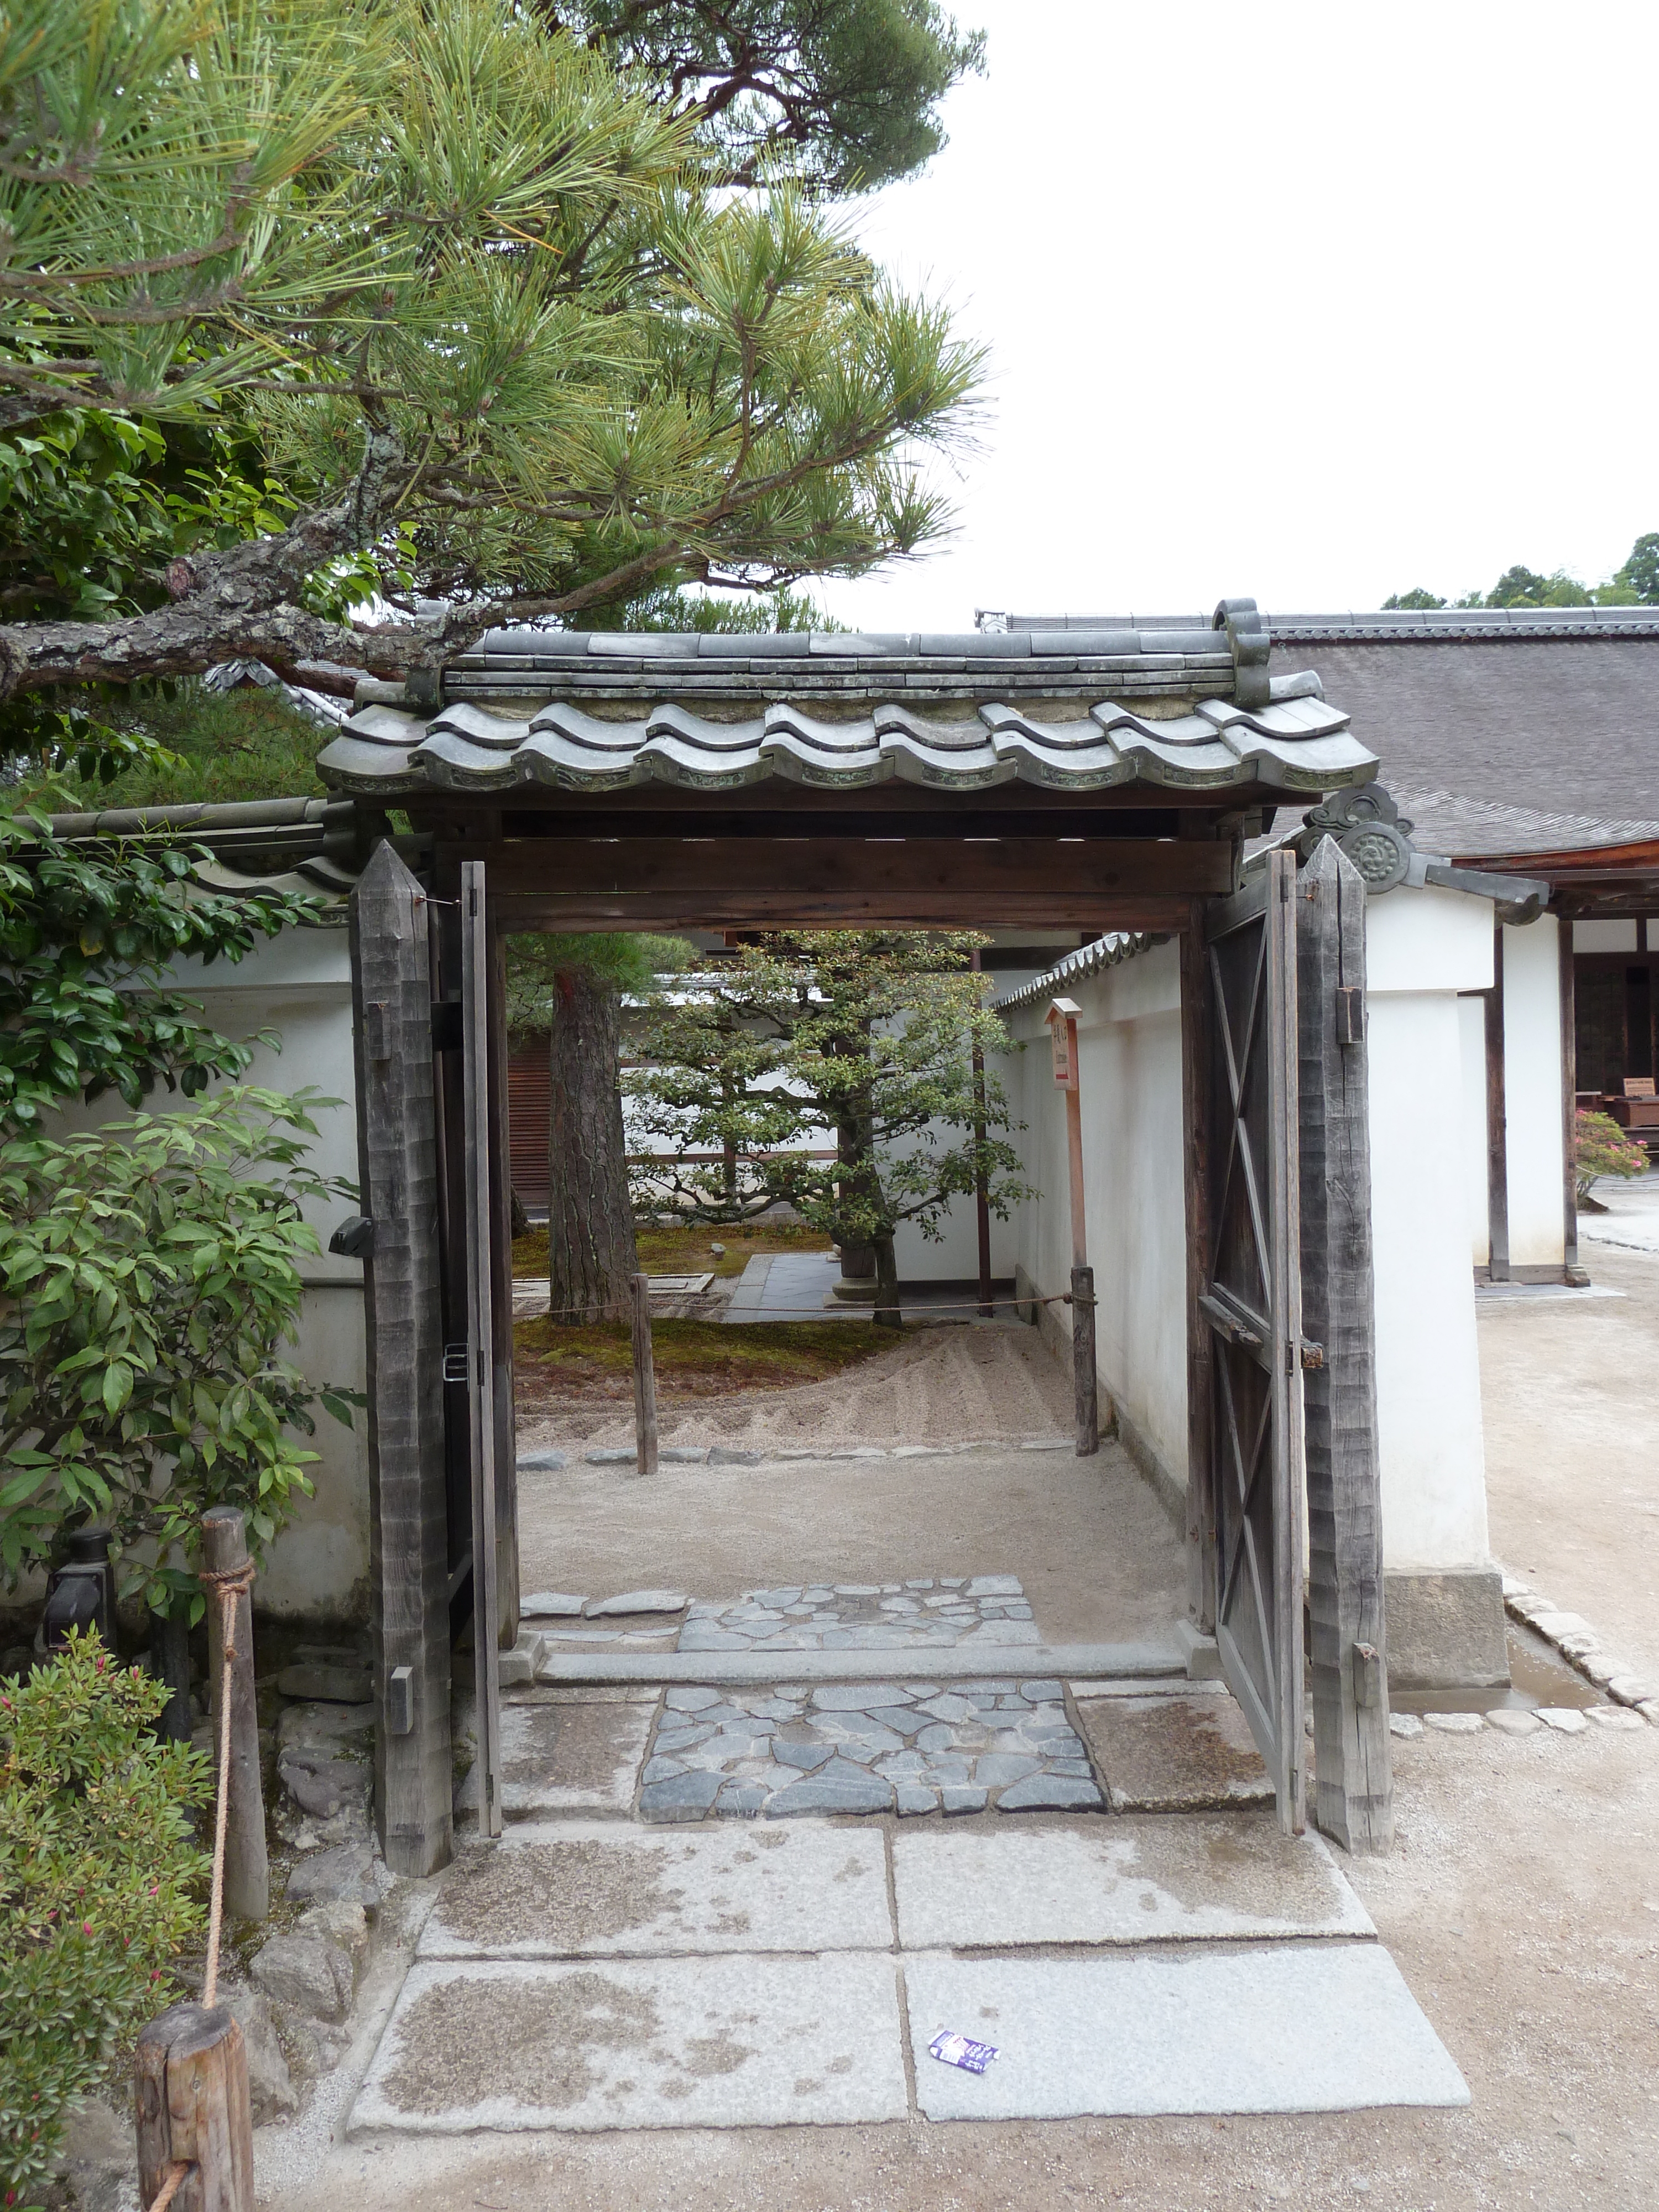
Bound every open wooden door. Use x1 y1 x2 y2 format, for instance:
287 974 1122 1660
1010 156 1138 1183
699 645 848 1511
460 859 503 1839
1201 848 1307 1834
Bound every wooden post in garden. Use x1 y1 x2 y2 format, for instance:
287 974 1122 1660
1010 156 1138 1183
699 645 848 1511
137 2002 254 2212
630 1272 659 1475
200 1508 267 1924
1046 997 1098 1456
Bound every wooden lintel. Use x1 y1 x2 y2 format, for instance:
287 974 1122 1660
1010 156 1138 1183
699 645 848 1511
494 891 1197 932
466 836 1234 902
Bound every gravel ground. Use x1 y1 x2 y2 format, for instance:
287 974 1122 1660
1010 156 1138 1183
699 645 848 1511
265 1259 1659 2207
517 1319 1074 1454
275 1723 1659 2212
1479 1242 1659 1681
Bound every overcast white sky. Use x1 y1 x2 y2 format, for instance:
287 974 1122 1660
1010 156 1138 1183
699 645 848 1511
812 0 1659 634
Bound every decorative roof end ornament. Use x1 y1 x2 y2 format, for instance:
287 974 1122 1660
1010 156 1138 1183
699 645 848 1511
1213 598 1271 709
1297 784 1417 895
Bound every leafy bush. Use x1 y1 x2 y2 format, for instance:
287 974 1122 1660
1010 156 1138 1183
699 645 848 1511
1574 1109 1648 1202
0 1631 210 2209
0 1090 357 1620
0 794 317 1135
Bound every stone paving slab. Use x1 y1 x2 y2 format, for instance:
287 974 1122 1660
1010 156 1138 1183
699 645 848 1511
351 1953 909 2133
639 1679 1103 1822
891 1817 1374 1949
1072 1691 1274 1811
905 1945 1469 2119
456 1699 654 1818
419 1820 891 1959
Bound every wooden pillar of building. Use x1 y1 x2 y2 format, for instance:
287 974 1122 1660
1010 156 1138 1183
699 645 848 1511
350 842 453 1878
1180 901 1217 1634
1559 919 1585 1285
1485 925 1510 1282
1296 838 1393 1854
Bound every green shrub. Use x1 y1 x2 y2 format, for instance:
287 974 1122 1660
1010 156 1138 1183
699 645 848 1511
0 1089 358 1621
0 1630 210 2208
1574 1108 1648 1202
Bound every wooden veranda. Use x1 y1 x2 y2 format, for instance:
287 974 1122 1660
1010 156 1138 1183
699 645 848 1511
326 602 1395 1872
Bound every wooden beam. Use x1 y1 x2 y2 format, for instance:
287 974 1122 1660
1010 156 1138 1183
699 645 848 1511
493 888 1198 933
1485 928 1510 1282
1180 900 1217 1634
475 836 1234 903
1296 837 1394 1855
350 841 453 1879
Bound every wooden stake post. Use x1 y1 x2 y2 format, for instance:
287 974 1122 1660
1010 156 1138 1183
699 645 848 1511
1046 998 1098 1456
137 2004 254 2212
200 1508 267 1923
631 1272 659 1475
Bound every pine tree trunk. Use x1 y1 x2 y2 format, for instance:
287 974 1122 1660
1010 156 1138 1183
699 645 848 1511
547 967 637 1322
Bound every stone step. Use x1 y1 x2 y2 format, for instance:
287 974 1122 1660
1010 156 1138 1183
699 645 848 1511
530 1640 1188 1689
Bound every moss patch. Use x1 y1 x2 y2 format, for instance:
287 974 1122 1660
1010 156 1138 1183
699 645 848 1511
514 1317 889 1404
512 1219 831 1281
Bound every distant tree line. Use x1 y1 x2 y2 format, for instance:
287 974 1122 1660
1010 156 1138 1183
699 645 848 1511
1385 533 1659 612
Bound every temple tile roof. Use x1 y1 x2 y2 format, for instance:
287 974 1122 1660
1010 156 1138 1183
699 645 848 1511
315 688 1374 800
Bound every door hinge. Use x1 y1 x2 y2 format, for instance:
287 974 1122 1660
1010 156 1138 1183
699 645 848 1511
1335 985 1365 1044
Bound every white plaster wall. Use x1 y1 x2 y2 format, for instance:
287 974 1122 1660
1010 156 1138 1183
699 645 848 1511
1458 994 1490 1267
41 924 371 1622
1365 885 1494 1571
1501 916 1566 1269
1367 988 1493 1572
997 886 1502 1586
1000 940 1190 1491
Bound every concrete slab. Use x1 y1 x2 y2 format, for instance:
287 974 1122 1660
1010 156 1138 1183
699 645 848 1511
488 1698 654 1815
892 1818 1373 1950
419 1821 891 1959
351 1953 909 2133
904 1945 1469 2119
535 1644 1186 1688
1072 1691 1274 1812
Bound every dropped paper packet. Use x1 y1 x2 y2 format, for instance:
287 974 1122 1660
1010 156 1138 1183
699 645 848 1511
928 2028 999 2074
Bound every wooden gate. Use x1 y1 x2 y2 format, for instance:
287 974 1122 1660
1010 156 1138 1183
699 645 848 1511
1198 849 1307 1833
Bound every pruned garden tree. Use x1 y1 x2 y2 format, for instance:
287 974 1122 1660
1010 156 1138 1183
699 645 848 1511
1 0 983 709
629 930 1029 1324
546 0 985 192
507 932 692 1321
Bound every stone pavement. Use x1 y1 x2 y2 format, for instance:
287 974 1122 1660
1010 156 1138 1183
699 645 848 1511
348 1814 1465 2135
678 1573 1039 1652
638 1677 1103 1820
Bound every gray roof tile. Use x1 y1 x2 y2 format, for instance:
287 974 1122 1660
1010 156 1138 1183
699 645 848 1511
317 688 1374 802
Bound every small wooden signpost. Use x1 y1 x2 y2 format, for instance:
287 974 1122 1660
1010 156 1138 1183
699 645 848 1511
630 1272 659 1475
1046 997 1098 1455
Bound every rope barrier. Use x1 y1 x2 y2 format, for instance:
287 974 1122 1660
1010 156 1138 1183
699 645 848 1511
513 1290 1077 1322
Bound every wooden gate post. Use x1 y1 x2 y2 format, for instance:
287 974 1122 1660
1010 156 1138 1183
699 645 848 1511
1296 837 1394 1853
351 841 453 1879
1180 900 1217 1633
